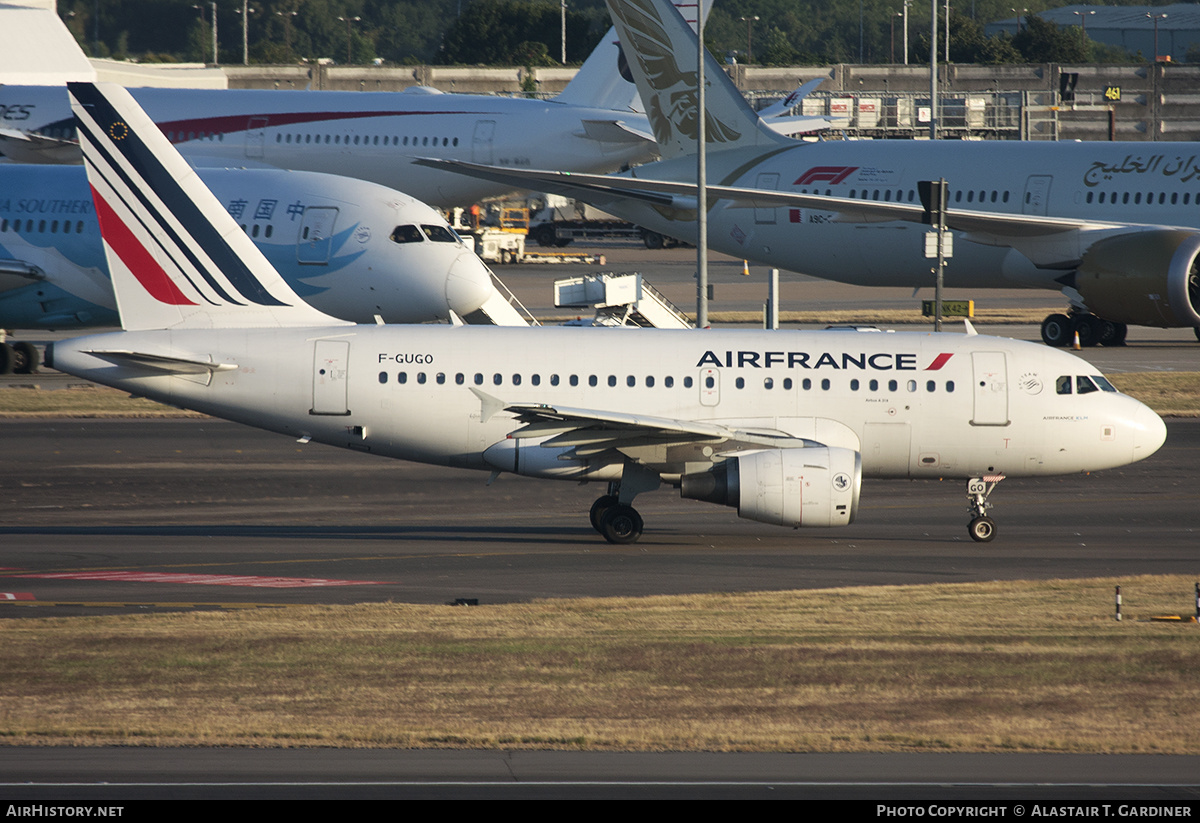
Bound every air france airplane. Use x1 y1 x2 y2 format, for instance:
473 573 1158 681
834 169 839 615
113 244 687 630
0 164 504 373
48 82 1166 545
421 0 1200 347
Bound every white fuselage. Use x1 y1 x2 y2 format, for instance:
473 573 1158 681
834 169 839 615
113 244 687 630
607 140 1200 290
49 325 1166 482
0 165 493 328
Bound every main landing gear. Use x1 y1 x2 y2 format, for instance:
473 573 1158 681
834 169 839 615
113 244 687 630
1040 312 1127 348
589 485 645 544
966 475 1005 542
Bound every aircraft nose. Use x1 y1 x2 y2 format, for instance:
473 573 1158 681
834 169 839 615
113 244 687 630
1131 402 1168 462
444 251 494 316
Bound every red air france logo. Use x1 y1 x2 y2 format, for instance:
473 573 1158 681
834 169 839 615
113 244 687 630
925 353 954 370
794 166 858 186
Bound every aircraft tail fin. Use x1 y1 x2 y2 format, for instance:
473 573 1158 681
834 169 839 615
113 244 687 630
554 1 711 112
67 81 349 332
604 0 789 160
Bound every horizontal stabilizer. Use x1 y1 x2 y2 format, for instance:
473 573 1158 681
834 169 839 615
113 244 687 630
83 349 237 375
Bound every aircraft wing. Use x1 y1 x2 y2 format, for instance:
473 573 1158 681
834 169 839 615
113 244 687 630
579 119 656 145
503 401 824 460
0 128 80 164
0 258 45 294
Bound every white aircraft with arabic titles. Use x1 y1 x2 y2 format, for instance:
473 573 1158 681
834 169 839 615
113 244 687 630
0 163 512 373
417 0 1200 347
49 82 1166 545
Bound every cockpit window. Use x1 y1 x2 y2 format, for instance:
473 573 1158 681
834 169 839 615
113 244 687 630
390 225 424 244
1093 375 1118 392
1076 376 1099 395
1056 375 1073 395
421 224 458 243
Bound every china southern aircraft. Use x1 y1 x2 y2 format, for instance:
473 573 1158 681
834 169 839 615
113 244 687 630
48 82 1166 545
0 164 511 373
421 0 1200 347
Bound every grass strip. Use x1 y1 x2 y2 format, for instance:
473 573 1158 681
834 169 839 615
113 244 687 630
1 576 1197 752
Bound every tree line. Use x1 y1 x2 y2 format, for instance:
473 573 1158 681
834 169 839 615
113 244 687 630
56 0 1143 67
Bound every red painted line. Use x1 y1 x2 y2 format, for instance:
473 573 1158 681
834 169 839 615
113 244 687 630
90 186 196 306
0 593 36 601
15 572 383 589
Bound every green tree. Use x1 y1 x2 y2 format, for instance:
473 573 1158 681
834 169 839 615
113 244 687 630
437 0 600 65
1012 14 1089 63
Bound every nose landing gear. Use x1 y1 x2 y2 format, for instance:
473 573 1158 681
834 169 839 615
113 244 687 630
967 475 1005 543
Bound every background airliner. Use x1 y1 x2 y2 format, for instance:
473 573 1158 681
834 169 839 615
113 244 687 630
48 82 1166 545
0 164 510 373
422 0 1200 348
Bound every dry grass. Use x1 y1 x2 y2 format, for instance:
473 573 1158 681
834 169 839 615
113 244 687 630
1108 372 1200 417
1 576 1197 752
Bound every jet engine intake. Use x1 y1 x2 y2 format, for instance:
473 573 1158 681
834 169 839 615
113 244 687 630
680 447 861 528
1074 230 1200 329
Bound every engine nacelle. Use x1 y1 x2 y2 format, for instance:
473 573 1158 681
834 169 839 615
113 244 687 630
1075 230 1200 328
482 436 622 481
680 447 861 528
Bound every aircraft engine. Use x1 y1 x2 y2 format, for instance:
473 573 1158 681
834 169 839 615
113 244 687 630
680 447 861 528
1074 230 1200 329
482 437 622 481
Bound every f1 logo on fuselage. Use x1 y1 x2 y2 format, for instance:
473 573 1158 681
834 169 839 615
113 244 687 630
793 166 858 186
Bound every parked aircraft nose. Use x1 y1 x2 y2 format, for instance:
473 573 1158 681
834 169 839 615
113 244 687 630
444 251 494 316
1131 401 1168 463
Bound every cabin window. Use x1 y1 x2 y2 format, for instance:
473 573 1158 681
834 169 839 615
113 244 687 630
531 374 540 386
398 372 407 384
570 375 579 386
764 377 774 389
627 376 636 387
493 373 502 385
735 377 745 389
926 380 936 392
888 379 898 391
802 378 812 390
907 380 916 392
821 378 830 391
607 375 616 387
869 379 878 391
474 373 483 385
436 373 446 385
512 374 521 386
1002 191 1010 203
378 372 387 384
783 378 793 390
705 375 715 389
849 379 859 391
417 373 426 384
455 373 464 385
946 381 955 392
1086 192 1094 203
588 375 597 387
550 374 559 386
645 376 655 387
665 376 674 388
1076 375 1098 394
265 225 274 238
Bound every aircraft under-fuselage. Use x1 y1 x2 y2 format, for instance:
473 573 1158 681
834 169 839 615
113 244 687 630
47 82 1166 545
0 164 504 373
419 0 1200 346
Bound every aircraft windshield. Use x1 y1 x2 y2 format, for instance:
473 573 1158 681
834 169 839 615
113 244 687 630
390 225 424 244
421 224 458 243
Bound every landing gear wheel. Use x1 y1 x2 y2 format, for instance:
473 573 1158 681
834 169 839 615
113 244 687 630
11 341 38 374
1071 314 1101 347
1099 321 1127 347
600 504 643 544
589 495 619 533
642 230 665 250
968 516 996 543
1040 314 1071 347
0 343 14 375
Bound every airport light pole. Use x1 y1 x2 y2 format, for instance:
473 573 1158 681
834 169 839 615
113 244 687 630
903 0 910 65
276 10 297 57
210 2 218 64
236 1 255 66
891 12 902 63
561 0 567 64
1147 13 1167 61
929 0 937 139
338 15 360 65
740 16 759 64
1010 7 1027 34
1072 9 1095 36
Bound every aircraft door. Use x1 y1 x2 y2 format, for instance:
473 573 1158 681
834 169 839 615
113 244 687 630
245 116 268 159
754 173 780 224
971 351 1009 426
472 120 496 165
699 368 720 406
312 340 350 416
297 206 338 265
1022 175 1053 215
